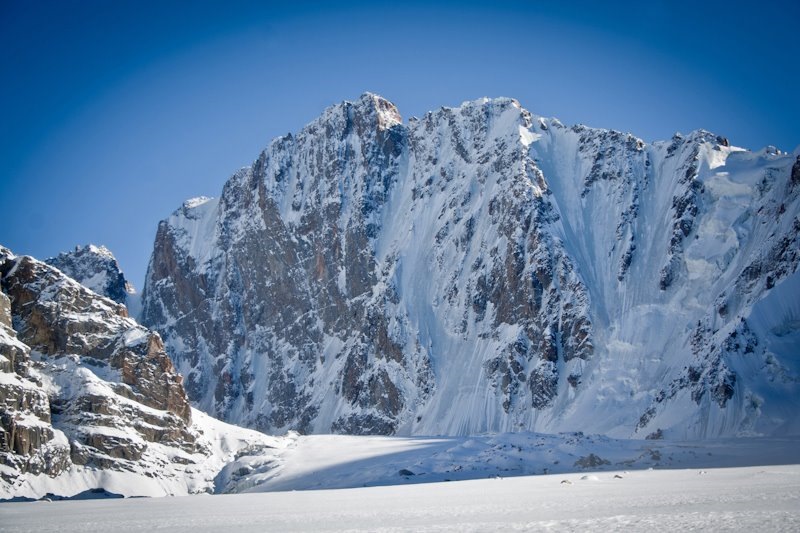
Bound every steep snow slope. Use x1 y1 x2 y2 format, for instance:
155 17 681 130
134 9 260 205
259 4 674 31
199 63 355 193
141 93 800 439
532 127 800 438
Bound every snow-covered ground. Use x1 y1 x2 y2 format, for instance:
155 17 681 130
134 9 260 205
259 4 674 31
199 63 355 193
4 432 799 532
218 432 800 493
3 464 799 532
5 429 799 501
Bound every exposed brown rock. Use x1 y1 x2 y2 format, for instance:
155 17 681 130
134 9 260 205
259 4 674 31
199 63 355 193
0 246 201 488
1 254 190 424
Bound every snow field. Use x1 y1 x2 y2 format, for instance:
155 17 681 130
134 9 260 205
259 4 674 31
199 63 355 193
2 465 798 532
220 433 800 494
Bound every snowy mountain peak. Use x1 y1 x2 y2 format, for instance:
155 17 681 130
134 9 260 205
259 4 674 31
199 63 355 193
183 196 214 210
357 92 403 128
46 244 135 305
141 94 800 440
86 244 114 257
313 92 403 134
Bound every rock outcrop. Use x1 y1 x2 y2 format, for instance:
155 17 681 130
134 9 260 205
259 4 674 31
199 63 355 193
4 250 190 424
0 246 278 499
0 289 70 482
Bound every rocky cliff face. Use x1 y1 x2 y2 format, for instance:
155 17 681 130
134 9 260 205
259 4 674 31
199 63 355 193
0 288 69 483
0 246 277 499
141 93 800 439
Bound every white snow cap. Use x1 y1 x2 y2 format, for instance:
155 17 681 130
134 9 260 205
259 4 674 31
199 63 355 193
183 196 214 209
77 244 114 258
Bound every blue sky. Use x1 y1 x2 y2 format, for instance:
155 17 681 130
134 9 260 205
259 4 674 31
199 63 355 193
2 0 798 288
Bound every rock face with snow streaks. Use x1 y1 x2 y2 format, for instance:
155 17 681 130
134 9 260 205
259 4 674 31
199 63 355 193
0 287 70 483
142 93 800 439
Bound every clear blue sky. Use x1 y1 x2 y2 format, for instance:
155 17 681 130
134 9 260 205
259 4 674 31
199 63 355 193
2 0 798 289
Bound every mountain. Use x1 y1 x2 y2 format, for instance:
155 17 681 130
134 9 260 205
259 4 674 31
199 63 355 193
46 244 135 306
140 93 800 439
0 246 279 500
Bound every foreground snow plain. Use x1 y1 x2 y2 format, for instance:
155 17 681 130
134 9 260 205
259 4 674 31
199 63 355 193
216 432 800 493
3 433 799 531
2 464 798 532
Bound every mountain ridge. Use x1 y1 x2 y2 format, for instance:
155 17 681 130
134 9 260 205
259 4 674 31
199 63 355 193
139 93 800 439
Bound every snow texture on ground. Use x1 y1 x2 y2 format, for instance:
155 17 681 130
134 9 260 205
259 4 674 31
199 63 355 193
218 432 800 493
2 465 798 532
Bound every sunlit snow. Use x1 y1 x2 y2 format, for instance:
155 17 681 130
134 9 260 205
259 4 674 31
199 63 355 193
2 465 798 532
